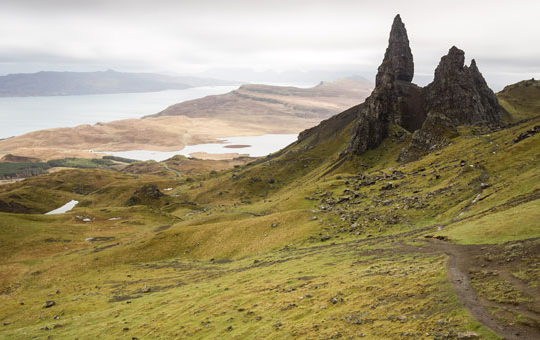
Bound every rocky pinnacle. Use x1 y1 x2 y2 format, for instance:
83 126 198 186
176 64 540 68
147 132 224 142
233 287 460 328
425 46 503 126
344 15 504 160
375 14 414 86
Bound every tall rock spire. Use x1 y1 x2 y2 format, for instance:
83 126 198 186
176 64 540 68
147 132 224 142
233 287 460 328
297 15 505 161
345 15 424 155
375 14 414 86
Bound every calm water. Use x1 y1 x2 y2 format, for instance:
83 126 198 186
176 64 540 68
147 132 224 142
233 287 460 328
0 86 238 138
102 134 299 161
45 200 79 215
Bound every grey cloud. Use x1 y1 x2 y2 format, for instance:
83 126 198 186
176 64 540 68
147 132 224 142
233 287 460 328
0 0 538 88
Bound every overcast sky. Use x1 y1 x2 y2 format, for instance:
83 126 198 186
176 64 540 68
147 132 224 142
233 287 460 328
1 0 539 90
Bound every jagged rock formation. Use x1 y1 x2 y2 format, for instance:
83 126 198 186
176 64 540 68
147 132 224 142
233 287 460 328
397 112 458 163
424 47 502 126
345 15 426 156
375 14 414 86
343 14 505 161
397 46 504 161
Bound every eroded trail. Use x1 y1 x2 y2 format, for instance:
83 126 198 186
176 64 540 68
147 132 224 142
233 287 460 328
430 239 540 340
284 223 540 339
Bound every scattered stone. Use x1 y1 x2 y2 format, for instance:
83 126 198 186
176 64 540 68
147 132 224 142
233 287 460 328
271 223 279 228
457 331 479 339
85 237 115 242
226 325 233 331
329 297 344 304
44 301 55 308
381 182 396 190
331 331 342 338
513 125 539 144
320 235 331 242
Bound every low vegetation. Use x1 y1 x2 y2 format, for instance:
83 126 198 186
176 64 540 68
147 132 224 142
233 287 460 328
0 81 538 339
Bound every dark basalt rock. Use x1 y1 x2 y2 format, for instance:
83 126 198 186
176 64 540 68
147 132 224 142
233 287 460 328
126 184 164 206
344 15 504 160
376 14 414 86
345 14 425 156
397 112 459 162
424 47 502 126
513 125 540 144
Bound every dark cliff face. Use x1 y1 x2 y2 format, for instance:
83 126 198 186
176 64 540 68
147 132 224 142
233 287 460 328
344 15 504 159
345 14 425 155
397 47 505 161
425 46 503 126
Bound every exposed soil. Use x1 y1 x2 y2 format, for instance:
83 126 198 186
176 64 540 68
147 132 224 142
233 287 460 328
278 223 540 339
430 239 540 340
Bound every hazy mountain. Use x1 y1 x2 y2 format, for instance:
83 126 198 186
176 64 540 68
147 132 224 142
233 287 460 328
0 77 372 161
0 70 237 97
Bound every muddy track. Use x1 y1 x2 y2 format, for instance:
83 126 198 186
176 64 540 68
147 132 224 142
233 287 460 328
284 224 540 339
428 239 540 340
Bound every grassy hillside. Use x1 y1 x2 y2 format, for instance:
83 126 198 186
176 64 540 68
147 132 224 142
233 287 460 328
0 82 539 339
497 78 540 122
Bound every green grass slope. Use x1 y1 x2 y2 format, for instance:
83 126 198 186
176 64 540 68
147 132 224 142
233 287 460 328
497 78 540 122
0 82 539 339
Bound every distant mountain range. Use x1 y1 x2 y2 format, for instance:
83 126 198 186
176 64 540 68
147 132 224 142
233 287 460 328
0 70 238 97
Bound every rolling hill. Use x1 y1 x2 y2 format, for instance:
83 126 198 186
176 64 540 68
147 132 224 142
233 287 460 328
0 77 372 161
0 15 538 340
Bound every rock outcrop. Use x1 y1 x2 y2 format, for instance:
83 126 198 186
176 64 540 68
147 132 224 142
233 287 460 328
126 184 164 206
397 112 458 163
344 15 505 161
345 15 426 155
424 47 502 126
375 14 414 86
